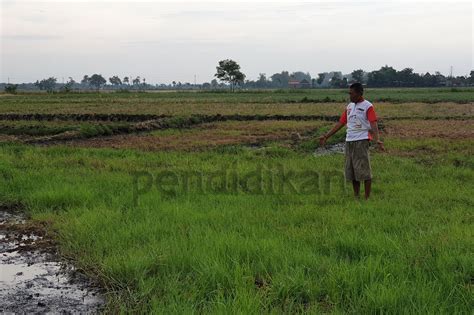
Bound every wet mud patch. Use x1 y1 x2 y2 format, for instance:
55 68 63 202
314 142 345 156
0 208 104 313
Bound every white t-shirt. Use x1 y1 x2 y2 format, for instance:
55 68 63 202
339 99 377 142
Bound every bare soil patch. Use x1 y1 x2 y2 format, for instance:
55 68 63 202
383 119 474 140
64 120 328 151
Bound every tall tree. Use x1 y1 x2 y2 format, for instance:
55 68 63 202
34 77 57 93
290 71 311 82
88 74 106 91
256 73 267 88
351 69 364 84
132 76 141 88
81 75 89 87
316 73 326 85
270 71 290 88
397 68 415 86
367 65 397 87
109 76 122 87
215 59 246 92
330 73 342 88
61 77 75 93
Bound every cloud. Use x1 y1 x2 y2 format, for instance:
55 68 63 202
0 0 471 82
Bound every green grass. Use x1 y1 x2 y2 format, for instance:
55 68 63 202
3 87 474 103
0 141 472 313
296 125 347 152
0 120 73 136
0 89 472 313
0 120 132 137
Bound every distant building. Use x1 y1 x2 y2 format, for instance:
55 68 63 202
288 79 311 89
288 79 300 88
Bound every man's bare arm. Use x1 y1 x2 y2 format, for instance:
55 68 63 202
370 121 385 150
319 121 344 146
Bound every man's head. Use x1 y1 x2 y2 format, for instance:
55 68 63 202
349 82 364 103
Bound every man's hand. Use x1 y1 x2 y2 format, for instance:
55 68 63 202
319 134 327 147
319 122 343 148
376 140 385 151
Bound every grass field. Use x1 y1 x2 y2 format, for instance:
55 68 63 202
0 89 472 313
0 88 473 117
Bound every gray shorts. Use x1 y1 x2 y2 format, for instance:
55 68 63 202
345 139 372 181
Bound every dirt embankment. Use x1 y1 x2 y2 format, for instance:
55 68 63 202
0 112 470 123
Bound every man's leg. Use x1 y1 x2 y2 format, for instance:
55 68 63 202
345 142 358 198
352 180 360 198
364 179 371 199
353 140 372 200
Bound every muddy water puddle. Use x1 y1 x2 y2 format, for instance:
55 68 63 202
0 210 105 313
314 142 345 156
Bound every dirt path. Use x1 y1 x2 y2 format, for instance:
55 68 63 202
0 208 104 313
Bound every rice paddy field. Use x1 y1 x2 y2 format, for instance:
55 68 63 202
0 88 472 313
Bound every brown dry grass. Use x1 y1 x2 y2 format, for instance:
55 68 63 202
0 134 23 142
66 120 328 151
383 119 474 140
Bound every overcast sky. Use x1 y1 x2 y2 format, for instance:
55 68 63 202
1 0 472 84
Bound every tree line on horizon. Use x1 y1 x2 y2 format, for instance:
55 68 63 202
2 62 474 94
244 66 474 89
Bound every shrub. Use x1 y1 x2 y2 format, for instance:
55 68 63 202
4 84 18 94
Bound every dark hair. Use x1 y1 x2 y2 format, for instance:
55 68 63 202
349 82 364 95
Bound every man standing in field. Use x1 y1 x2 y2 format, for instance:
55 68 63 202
319 83 384 199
